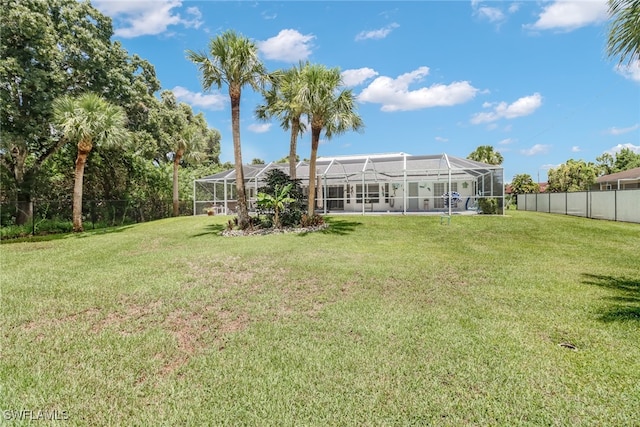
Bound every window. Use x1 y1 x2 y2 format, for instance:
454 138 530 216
356 184 379 203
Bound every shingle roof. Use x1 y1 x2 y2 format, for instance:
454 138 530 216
596 167 640 183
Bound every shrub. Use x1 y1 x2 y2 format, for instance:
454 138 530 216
477 197 498 214
300 214 325 227
256 169 306 228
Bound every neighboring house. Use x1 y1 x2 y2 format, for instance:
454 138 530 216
194 152 504 215
595 167 640 190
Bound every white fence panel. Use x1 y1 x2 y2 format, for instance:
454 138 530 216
523 194 536 211
566 192 588 217
549 193 566 214
617 190 640 223
590 192 616 221
517 189 639 223
537 193 550 213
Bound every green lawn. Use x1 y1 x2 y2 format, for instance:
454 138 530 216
1 211 639 426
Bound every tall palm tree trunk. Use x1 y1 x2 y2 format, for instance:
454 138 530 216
307 126 321 215
172 150 183 217
73 139 92 232
289 118 300 179
230 89 249 228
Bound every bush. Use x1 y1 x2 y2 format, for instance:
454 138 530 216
477 198 498 214
256 169 306 228
300 214 325 227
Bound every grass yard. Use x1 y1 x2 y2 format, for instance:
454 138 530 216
1 211 639 426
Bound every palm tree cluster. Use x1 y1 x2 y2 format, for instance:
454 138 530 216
187 30 364 228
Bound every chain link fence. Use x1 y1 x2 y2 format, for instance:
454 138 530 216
0 199 194 238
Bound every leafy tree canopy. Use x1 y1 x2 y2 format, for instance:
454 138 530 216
596 148 640 175
467 145 504 165
510 174 540 195
547 159 600 192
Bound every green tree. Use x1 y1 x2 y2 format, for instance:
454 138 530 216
251 158 266 165
187 30 269 229
276 154 300 164
467 145 504 165
0 0 159 224
256 62 308 179
546 159 599 192
596 152 616 175
53 93 129 232
510 174 540 197
613 147 640 171
596 148 640 174
607 0 640 65
295 64 364 215
150 91 215 216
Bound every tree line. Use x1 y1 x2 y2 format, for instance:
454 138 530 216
0 0 223 230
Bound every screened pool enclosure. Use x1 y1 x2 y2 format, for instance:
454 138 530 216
193 153 504 216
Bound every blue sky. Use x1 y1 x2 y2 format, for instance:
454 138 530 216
93 0 640 182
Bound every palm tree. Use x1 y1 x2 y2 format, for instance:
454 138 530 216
296 64 364 215
607 0 640 65
255 62 308 179
186 30 269 229
155 91 207 216
52 93 128 232
467 145 504 165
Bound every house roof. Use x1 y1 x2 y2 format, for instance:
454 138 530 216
596 167 640 183
197 153 502 183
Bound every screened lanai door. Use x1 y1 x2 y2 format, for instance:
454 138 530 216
408 182 419 211
326 185 344 210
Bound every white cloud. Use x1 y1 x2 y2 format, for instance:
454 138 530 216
471 93 542 124
499 138 516 145
605 124 640 135
475 6 505 23
472 0 521 26
258 29 315 62
172 86 226 110
508 3 522 14
355 23 399 41
358 67 479 112
571 146 581 152
93 0 203 38
605 143 640 155
521 144 551 156
435 136 449 143
525 0 608 32
615 60 640 82
248 123 271 133
341 68 379 87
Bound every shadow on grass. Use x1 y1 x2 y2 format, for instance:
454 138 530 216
190 224 226 238
582 273 640 322
1 225 135 244
319 218 363 236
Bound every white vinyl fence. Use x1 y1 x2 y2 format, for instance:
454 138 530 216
517 189 640 223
